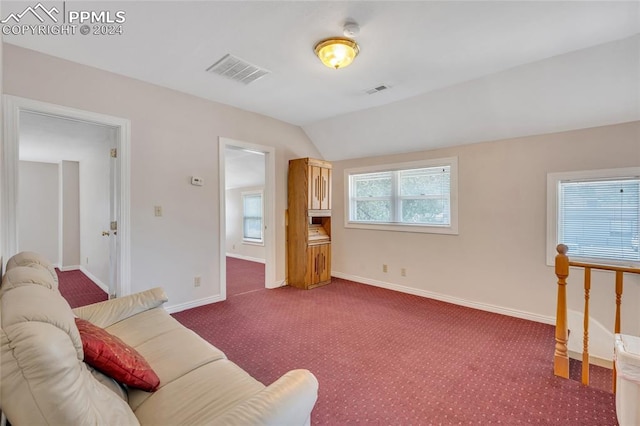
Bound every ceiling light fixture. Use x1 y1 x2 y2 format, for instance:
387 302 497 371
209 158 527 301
314 23 360 70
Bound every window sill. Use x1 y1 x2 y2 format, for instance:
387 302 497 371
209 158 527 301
345 221 458 235
242 240 264 246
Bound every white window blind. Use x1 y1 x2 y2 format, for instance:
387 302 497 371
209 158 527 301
243 192 263 242
558 178 640 263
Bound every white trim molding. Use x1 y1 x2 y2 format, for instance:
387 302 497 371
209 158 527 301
331 271 555 325
80 266 109 294
2 95 132 297
164 295 225 314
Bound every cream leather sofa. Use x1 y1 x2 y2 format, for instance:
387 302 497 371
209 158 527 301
0 252 318 425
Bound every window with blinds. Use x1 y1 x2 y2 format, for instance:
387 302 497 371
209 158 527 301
242 191 263 243
345 157 458 234
558 178 639 263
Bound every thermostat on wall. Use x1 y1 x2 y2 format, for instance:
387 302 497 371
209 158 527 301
191 176 204 186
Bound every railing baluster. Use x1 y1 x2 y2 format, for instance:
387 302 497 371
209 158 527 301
613 271 624 394
615 271 623 334
582 267 591 386
554 244 570 379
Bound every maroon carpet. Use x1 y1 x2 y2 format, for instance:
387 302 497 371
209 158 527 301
226 257 265 297
173 278 617 425
56 268 108 308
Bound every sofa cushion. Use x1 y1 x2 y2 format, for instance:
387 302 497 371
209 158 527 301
106 308 227 410
5 251 59 288
132 359 265 424
0 264 60 296
76 318 160 391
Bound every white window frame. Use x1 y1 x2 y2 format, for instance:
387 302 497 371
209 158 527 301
344 157 458 235
546 167 640 267
242 190 264 245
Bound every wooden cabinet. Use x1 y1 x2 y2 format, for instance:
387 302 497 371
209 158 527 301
287 158 332 289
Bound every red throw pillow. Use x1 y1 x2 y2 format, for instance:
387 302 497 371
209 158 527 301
75 318 160 392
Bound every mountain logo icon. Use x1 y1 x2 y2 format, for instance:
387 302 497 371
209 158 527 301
1 3 60 24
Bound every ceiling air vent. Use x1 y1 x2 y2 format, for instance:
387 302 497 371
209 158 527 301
206 54 270 85
365 84 390 95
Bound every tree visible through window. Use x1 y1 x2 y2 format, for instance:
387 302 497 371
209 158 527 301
348 163 453 228
242 191 263 243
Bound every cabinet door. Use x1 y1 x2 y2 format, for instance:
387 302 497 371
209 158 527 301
317 243 331 283
308 165 331 211
306 244 331 286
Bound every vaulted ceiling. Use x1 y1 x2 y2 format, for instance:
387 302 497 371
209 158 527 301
3 1 639 160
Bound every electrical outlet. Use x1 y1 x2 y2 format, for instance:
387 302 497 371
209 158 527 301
154 205 163 217
382 264 388 273
194 276 201 287
401 268 406 277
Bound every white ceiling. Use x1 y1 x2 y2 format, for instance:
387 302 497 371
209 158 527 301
4 1 639 160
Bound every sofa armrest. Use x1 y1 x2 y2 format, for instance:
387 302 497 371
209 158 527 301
72 287 168 328
214 369 318 426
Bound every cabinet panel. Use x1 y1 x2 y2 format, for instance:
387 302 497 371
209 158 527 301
316 243 331 283
305 244 331 287
320 167 331 210
308 166 322 211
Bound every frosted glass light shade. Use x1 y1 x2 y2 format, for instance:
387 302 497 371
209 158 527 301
314 38 360 69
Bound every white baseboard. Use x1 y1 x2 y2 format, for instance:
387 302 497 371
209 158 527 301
568 350 613 369
331 271 555 325
164 295 224 314
59 265 80 272
79 267 109 294
225 253 266 264
267 279 287 289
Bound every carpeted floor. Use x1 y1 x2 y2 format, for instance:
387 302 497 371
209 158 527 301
226 256 265 297
55 267 616 424
173 277 617 425
56 268 108 308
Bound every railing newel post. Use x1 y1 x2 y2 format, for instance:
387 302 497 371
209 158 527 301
554 244 570 379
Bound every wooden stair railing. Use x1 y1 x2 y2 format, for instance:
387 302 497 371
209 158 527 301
554 244 640 393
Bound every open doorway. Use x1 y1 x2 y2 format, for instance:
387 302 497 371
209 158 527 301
18 111 116 294
2 96 131 297
218 138 276 300
224 146 266 296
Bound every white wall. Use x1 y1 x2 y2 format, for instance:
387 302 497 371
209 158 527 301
3 44 322 309
60 160 80 268
331 121 640 345
225 186 266 262
18 161 59 262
